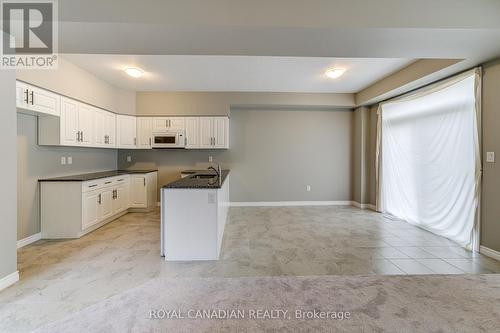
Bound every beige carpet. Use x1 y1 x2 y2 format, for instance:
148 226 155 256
32 274 500 333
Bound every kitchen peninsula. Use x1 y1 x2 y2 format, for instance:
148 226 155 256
161 169 230 260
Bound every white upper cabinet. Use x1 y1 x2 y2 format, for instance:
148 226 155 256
77 104 94 146
59 97 79 146
94 109 106 147
94 109 116 148
199 117 214 149
16 81 60 117
104 112 116 146
27 79 230 150
137 117 153 149
58 97 93 147
152 117 185 132
185 117 200 148
116 115 137 148
197 117 229 149
213 117 229 148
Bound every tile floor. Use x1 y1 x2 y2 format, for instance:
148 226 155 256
2 206 500 332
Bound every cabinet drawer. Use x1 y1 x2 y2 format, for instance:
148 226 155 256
82 180 104 192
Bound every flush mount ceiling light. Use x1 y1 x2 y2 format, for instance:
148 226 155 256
124 67 144 78
325 68 346 79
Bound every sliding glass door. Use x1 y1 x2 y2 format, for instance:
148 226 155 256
377 70 481 249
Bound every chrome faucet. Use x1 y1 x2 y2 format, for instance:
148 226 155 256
207 163 222 186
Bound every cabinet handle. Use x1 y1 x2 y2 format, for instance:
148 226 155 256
30 91 34 105
143 178 146 186
149 137 151 146
105 181 112 184
165 119 168 128
24 89 29 104
98 193 101 204
134 137 137 145
76 131 80 142
88 184 98 188
81 131 84 142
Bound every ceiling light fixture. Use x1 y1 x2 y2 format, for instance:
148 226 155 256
325 68 346 79
124 67 144 78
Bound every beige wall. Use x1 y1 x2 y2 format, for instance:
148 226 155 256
356 59 463 106
0 59 17 280
481 59 500 252
352 106 370 204
119 108 353 202
17 114 118 240
16 57 136 115
136 91 355 116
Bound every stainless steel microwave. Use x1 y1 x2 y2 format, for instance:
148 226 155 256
152 131 185 148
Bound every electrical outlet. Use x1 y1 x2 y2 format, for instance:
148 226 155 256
208 156 213 162
67 156 73 165
306 185 311 192
60 156 66 165
127 156 132 162
486 152 495 163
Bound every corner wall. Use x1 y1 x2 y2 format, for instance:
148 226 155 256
481 59 500 252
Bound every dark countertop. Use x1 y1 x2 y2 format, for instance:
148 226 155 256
162 170 230 189
39 170 158 182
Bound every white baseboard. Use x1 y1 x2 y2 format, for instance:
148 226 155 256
229 201 352 207
351 201 377 211
17 232 41 249
480 246 500 262
0 271 19 291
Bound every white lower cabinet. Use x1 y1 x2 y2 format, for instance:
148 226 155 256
41 171 157 239
82 190 101 230
129 172 157 209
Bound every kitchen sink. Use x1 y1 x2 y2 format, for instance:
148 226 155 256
190 174 217 179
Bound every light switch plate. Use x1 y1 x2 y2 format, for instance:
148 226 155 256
208 156 213 162
67 156 73 165
60 156 66 165
306 185 311 192
486 152 495 163
127 156 132 162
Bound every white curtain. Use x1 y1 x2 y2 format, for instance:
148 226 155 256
376 69 481 249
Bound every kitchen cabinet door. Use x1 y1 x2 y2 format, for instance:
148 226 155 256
16 81 29 109
130 175 147 208
78 104 94 146
60 97 79 146
117 115 137 148
100 188 114 220
94 109 106 147
152 117 169 132
185 117 200 148
104 111 116 146
168 117 185 131
29 86 60 116
199 117 214 149
113 183 129 214
82 190 101 230
213 117 229 148
137 117 153 148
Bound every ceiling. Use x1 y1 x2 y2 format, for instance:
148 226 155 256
63 54 414 92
